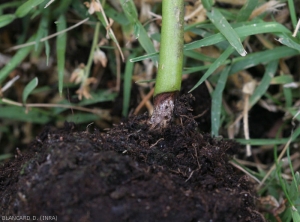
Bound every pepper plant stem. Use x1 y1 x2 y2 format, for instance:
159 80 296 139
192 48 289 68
149 0 184 129
154 0 184 97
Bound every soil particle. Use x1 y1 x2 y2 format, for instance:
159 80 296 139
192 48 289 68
0 95 265 222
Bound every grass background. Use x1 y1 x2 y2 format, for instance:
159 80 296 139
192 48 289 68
0 0 299 221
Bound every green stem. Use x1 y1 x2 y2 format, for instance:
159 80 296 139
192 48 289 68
154 0 184 97
84 22 100 79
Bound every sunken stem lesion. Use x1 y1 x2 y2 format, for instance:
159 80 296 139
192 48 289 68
148 91 177 130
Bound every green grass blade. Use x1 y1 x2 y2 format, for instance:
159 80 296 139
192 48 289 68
184 50 215 62
189 46 235 92
0 153 12 161
270 75 293 84
0 106 50 123
56 14 67 95
183 64 211 75
15 0 45 18
250 60 278 106
211 66 229 137
119 0 138 23
135 22 158 64
45 32 50 65
277 33 300 51
0 14 15 28
230 46 299 75
0 35 35 84
184 22 290 50
0 1 23 11
66 113 99 124
236 0 258 22
104 4 129 26
123 53 136 117
236 125 300 145
22 77 38 104
202 0 213 11
120 0 157 64
207 8 246 56
35 14 49 51
130 52 159 63
283 88 293 108
288 0 297 29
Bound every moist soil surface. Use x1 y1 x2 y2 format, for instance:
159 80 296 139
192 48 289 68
0 95 265 222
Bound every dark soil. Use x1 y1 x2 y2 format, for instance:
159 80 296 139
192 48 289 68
0 95 265 222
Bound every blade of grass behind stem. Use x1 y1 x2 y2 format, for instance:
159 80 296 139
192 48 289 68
135 22 158 64
184 50 215 62
0 35 35 84
123 53 136 117
288 0 297 29
211 66 229 137
184 22 290 50
130 52 158 63
120 0 158 64
249 60 278 107
236 0 258 22
207 8 246 56
230 46 299 75
188 46 234 93
56 14 67 95
183 64 211 75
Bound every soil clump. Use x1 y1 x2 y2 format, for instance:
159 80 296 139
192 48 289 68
0 94 265 222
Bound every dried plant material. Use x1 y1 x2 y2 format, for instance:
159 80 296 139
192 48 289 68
242 80 256 156
229 71 254 90
250 1 286 20
93 48 107 67
76 77 97 100
279 59 290 74
184 1 206 23
242 80 256 95
1 75 20 94
134 87 154 115
84 0 101 15
85 0 124 62
272 7 290 24
258 100 277 112
70 63 85 84
293 18 300 37
8 18 89 52
139 0 152 23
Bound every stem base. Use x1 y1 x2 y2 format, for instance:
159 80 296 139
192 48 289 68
148 92 177 130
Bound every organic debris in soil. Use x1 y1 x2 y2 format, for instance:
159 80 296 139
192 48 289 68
0 95 265 222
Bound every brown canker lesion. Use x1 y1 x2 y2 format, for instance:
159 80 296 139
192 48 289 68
148 91 178 130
